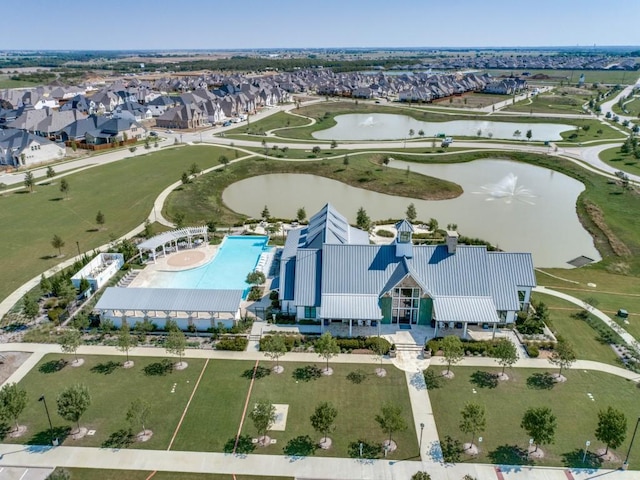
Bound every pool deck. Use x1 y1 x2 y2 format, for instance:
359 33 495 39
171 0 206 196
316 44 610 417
128 244 219 288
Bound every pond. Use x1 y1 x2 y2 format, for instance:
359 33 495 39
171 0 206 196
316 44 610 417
311 113 574 141
222 159 600 268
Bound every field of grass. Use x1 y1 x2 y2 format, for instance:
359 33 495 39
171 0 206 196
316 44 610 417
60 469 289 480
531 292 620 365
7 354 206 449
229 111 311 135
599 146 640 176
504 93 589 115
164 154 463 226
0 145 234 304
428 366 640 469
483 69 638 86
0 77 39 89
613 95 640 117
430 93 507 109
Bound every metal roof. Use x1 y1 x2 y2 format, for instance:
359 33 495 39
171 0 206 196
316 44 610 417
137 226 208 252
94 288 243 313
433 296 500 323
321 294 383 320
486 252 536 310
294 249 321 307
302 203 369 248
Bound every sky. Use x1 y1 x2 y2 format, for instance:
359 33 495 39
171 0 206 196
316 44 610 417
3 0 640 50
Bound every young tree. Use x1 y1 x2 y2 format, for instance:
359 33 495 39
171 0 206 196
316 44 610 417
343 154 349 166
441 335 464 375
406 203 417 222
181 172 190 185
331 140 338 149
0 383 28 432
59 178 70 199
46 166 56 182
95 210 105 229
189 162 201 175
249 400 276 441
57 384 91 433
143 219 153 239
310 401 338 445
412 472 431 480
24 171 35 192
375 402 408 446
40 274 52 296
22 295 39 320
51 234 65 256
418 129 425 138
261 205 271 220
218 155 230 169
526 129 533 141
595 406 627 455
548 339 576 378
126 398 151 435
165 329 187 367
493 338 518 376
246 271 266 287
427 218 439 237
312 146 321 155
296 207 306 223
521 406 557 452
116 323 137 364
459 402 486 450
59 328 82 363
356 207 370 231
315 332 340 373
262 335 287 372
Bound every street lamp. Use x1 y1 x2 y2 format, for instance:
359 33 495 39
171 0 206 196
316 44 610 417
38 395 55 446
75 241 81 257
582 440 591 463
623 417 640 470
527 438 534 459
419 422 425 454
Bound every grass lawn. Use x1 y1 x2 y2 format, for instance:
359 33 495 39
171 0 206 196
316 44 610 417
531 292 620 365
428 366 640 469
0 145 234 303
504 93 588 115
482 69 636 86
165 154 463 226
241 361 417 459
60 469 290 480
430 93 507 109
228 111 311 135
0 78 40 89
9 354 206 449
599 146 640 177
613 95 640 117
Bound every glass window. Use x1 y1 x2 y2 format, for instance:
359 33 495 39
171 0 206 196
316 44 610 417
304 306 316 319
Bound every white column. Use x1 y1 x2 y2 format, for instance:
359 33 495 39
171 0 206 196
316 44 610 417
349 319 352 338
492 323 497 339
434 321 439 337
462 322 468 339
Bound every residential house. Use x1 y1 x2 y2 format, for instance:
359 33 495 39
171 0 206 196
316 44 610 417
0 128 66 167
156 104 205 130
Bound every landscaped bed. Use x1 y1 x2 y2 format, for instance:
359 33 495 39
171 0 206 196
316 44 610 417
427 366 640 469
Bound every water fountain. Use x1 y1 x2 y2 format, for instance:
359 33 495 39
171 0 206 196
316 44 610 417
476 173 536 204
359 116 376 127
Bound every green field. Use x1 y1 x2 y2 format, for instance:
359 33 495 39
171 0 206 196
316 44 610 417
613 95 640 117
0 145 234 303
428 367 640 469
0 77 40 89
599 146 640 176
231 111 311 135
483 69 639 86
504 91 590 115
59 469 290 480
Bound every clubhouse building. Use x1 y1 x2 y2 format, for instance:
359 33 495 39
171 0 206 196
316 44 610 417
279 204 536 337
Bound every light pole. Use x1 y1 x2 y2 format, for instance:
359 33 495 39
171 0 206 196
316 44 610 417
419 422 425 455
527 438 534 459
75 241 81 257
623 417 640 470
582 440 591 463
38 395 55 446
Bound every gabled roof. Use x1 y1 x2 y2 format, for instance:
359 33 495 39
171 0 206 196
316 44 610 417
302 203 369 248
380 257 430 296
321 294 383 320
94 288 243 313
395 219 414 233
433 296 499 323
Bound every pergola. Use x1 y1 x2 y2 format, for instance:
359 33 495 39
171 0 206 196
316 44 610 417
137 226 208 263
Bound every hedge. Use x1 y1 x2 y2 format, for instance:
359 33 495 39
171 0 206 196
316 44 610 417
216 337 248 351
426 337 504 357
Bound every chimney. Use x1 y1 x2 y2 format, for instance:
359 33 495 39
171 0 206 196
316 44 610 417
446 231 459 254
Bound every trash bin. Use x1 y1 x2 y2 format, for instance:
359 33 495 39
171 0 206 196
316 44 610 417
52 438 59 446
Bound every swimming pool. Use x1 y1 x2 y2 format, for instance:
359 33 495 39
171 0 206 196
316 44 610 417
146 236 271 292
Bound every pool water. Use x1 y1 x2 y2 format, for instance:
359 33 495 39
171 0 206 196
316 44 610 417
147 236 271 292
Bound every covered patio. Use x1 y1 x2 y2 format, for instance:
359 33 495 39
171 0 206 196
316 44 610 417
94 287 243 331
137 226 209 263
319 294 383 337
432 296 501 339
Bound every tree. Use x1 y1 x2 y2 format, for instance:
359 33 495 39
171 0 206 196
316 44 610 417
219 155 230 169
296 207 306 223
165 329 187 367
22 295 39 320
418 129 425 138
246 270 266 287
46 166 56 181
331 140 338 149
0 383 28 432
116 322 137 364
95 210 105 229
356 206 370 231
310 402 338 444
315 332 340 372
441 335 464 375
406 203 417 222
51 234 65 256
427 218 439 237
595 406 627 455
343 154 349 166
126 398 151 434
263 335 287 371
261 205 270 220
493 338 518 376
548 339 576 377
526 129 533 141
459 402 486 449
57 384 91 432
375 402 408 445
143 219 153 239
59 328 82 363
59 178 70 198
249 400 276 439
40 274 52 296
312 146 321 155
24 171 35 192
408 128 415 141
181 172 190 185
189 162 200 175
411 473 431 480
520 406 557 452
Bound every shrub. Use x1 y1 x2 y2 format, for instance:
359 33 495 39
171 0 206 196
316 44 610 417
336 338 364 351
364 336 391 354
216 337 248 351
376 229 395 238
347 369 367 384
526 344 539 357
247 286 263 301
423 369 443 389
